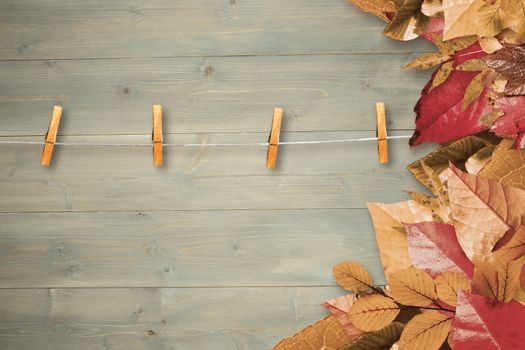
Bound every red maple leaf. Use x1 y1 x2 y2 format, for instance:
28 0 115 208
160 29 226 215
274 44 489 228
452 291 525 349
410 42 492 147
493 96 525 149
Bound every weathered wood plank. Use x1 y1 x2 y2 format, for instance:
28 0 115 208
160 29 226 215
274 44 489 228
0 209 387 288
0 132 433 212
0 0 433 61
0 287 342 350
0 54 430 136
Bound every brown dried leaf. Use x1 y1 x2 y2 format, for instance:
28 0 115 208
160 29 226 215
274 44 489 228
348 294 400 332
272 315 352 350
333 261 373 292
447 164 525 260
340 322 405 350
464 144 496 174
383 0 426 40
431 61 454 90
367 201 433 277
478 138 525 189
389 267 438 307
347 0 392 21
435 271 472 307
405 52 450 70
473 258 523 302
484 45 525 96
397 311 453 350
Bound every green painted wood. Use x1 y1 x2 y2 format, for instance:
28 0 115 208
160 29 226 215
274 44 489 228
0 132 433 212
0 209 387 288
0 54 430 136
0 287 341 350
0 0 433 61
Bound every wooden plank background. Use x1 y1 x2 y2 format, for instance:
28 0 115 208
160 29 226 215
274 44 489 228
0 0 435 349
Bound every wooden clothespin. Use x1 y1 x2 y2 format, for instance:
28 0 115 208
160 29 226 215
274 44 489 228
41 105 63 167
152 105 163 167
375 102 389 164
266 107 283 169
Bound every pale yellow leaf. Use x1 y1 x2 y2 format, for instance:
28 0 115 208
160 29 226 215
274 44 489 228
348 294 400 332
479 36 504 53
447 165 525 260
421 0 443 16
397 311 453 350
367 201 432 277
333 261 374 292
435 271 472 306
272 315 352 350
443 0 484 40
389 267 437 307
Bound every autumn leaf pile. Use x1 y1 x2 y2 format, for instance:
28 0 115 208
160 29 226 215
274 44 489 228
273 135 525 350
348 0 525 149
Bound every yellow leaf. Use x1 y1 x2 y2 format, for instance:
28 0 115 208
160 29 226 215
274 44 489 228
479 139 525 190
367 201 432 277
476 0 518 38
389 267 437 307
462 72 484 111
348 294 400 332
479 111 504 127
435 271 472 306
333 261 373 292
479 36 504 53
397 311 453 350
473 258 523 302
442 0 481 40
405 52 450 70
272 315 352 350
430 61 453 90
455 59 488 71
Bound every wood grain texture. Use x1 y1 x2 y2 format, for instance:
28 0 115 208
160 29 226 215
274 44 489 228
0 209 386 288
0 55 430 136
0 287 340 350
0 0 433 60
0 132 433 212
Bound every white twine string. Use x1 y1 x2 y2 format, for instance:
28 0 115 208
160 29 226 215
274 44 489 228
0 135 411 147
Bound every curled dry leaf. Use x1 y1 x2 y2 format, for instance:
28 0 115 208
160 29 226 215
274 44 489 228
435 271 472 307
479 36 503 54
322 294 364 340
383 0 426 41
367 201 433 277
388 267 438 307
348 294 400 332
452 290 525 349
405 222 474 278
333 261 373 292
464 144 496 174
340 322 405 350
346 0 392 22
272 315 352 350
397 311 453 350
473 258 523 302
478 138 525 189
447 164 525 260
